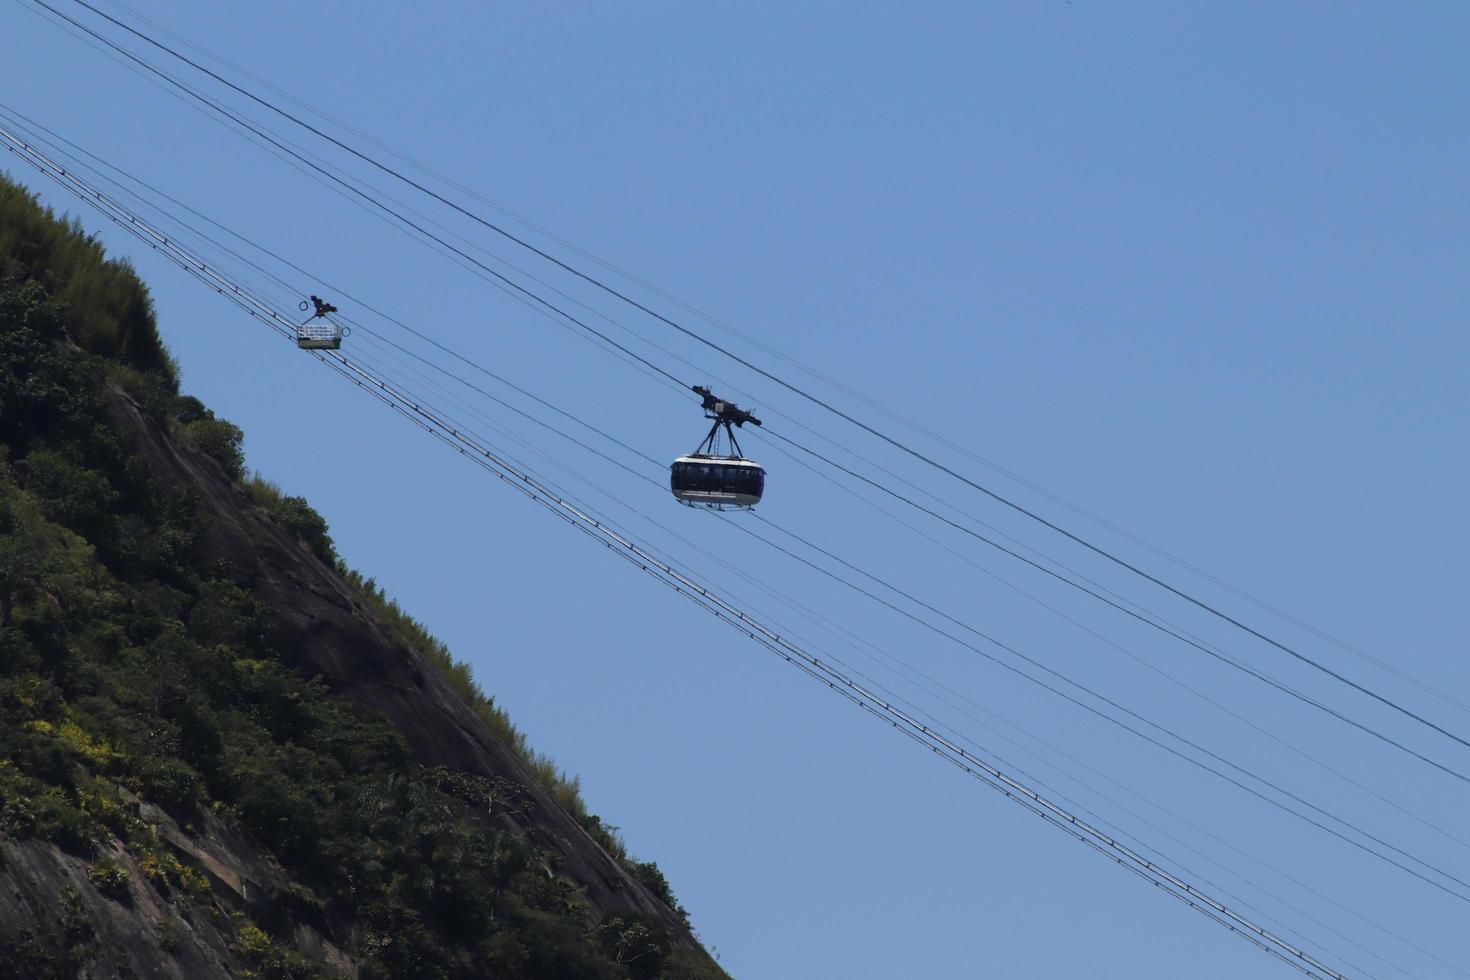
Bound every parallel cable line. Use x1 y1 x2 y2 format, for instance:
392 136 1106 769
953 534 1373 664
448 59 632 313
319 309 1470 897
355 333 1470 963
715 517 1470 901
45 0 1470 756
16 118 1468 904
329 352 1352 980
3 127 1372 978
754 426 1470 784
255 345 1470 979
36 0 1470 799
86 0 1470 727
26 0 689 391
323 284 1470 886
749 511 1470 854
569 495 1402 977
364 351 1387 980
336 345 1470 975
1 94 1285 691
318 323 1470 893
18 121 1470 908
357 322 1470 900
20 83 1462 813
0 106 681 460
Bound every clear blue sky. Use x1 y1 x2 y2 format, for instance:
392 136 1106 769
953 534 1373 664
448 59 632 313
4 2 1467 977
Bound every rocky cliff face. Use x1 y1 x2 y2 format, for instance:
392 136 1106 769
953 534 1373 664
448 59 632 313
0 380 719 979
0 379 717 975
0 179 722 977
0 172 723 975
111 386 692 932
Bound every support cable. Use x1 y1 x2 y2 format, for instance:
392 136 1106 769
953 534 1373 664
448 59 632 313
41 0 1470 757
754 426 1470 784
6 119 1443 978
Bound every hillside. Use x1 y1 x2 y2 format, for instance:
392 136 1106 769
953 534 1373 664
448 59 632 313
0 176 726 979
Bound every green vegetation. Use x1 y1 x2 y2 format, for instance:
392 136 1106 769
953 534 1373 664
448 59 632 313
631 861 690 926
86 855 131 902
0 175 719 977
244 475 337 564
336 566 630 859
0 179 175 382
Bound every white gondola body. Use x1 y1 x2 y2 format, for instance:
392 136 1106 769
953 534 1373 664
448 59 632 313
670 454 765 510
296 319 343 350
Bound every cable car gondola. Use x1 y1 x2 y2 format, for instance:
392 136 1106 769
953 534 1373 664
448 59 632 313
296 295 347 350
671 386 766 510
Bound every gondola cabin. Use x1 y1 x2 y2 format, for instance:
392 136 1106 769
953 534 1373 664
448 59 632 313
671 454 765 510
671 385 766 509
296 319 343 350
296 295 345 349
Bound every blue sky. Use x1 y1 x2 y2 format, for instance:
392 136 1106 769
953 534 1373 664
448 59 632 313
4 2 1467 977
